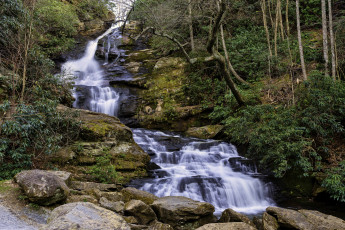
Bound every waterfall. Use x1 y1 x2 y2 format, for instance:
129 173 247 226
132 129 275 215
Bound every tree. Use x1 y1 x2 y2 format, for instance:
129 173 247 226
296 0 307 81
321 0 329 76
328 0 336 80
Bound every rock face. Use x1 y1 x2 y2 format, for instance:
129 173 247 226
185 125 224 139
124 200 157 225
42 202 130 230
55 106 150 184
122 187 158 205
266 206 345 230
219 208 255 227
14 170 69 206
195 223 257 230
151 196 215 230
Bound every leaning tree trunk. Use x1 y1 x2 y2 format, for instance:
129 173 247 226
188 0 195 51
296 0 307 81
321 0 329 76
207 1 244 106
328 0 336 80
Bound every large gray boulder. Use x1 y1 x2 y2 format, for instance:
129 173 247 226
41 202 130 230
262 212 278 230
195 222 257 230
99 197 125 213
219 208 255 227
125 200 157 225
151 196 215 230
122 187 158 205
266 207 314 230
298 209 345 230
14 170 69 206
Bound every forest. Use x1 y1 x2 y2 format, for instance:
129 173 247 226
0 0 345 224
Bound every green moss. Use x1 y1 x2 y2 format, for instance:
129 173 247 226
0 180 11 193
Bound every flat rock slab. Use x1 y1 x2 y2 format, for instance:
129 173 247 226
195 222 257 230
42 202 130 230
0 205 36 230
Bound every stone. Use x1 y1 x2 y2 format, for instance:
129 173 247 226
42 202 130 230
195 222 257 230
99 197 125 213
124 216 139 224
125 200 157 225
66 195 98 204
154 57 186 70
122 187 158 205
151 196 215 230
253 217 264 230
81 19 106 36
47 171 72 186
70 181 117 192
14 170 69 206
266 207 314 230
186 125 224 139
298 209 345 230
219 208 255 227
49 147 76 164
125 62 141 74
262 212 278 230
148 221 174 230
99 191 124 202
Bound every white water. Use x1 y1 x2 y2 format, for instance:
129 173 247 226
61 0 275 216
133 129 275 215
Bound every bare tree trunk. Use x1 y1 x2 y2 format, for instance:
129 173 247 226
328 0 336 80
278 0 285 40
261 0 273 78
188 0 195 51
321 0 329 76
296 0 307 80
274 1 279 56
286 0 290 37
220 24 250 86
207 1 244 106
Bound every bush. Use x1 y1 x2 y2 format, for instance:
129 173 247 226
88 150 119 184
322 161 345 202
0 99 81 180
77 0 110 20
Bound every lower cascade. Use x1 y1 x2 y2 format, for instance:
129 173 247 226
131 129 275 215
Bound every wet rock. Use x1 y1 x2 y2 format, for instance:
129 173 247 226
126 62 141 74
14 170 69 206
125 200 157 225
266 207 314 230
70 181 117 192
151 196 215 230
99 197 125 213
118 96 139 117
66 195 98 204
185 125 224 139
262 212 278 230
298 209 345 230
42 202 130 230
219 208 255 227
122 187 158 205
253 217 264 230
195 222 257 230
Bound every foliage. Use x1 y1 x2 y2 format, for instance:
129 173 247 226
77 0 110 20
0 99 81 180
88 150 119 184
322 161 345 202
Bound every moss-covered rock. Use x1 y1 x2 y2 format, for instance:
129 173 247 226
185 125 224 139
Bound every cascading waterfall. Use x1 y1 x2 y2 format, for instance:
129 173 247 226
132 129 275 215
61 0 275 216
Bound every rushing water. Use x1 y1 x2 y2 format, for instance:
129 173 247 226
131 129 275 215
61 1 275 216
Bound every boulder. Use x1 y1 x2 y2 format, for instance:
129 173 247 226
218 208 255 227
49 147 76 164
81 19 106 36
185 125 224 139
253 217 264 230
14 170 69 206
47 171 72 186
125 200 157 225
95 190 123 202
66 195 98 204
195 222 257 230
99 197 125 213
262 212 278 230
122 187 158 205
154 57 185 70
148 221 174 230
151 196 215 230
42 202 130 230
298 209 345 230
266 207 314 230
70 181 117 192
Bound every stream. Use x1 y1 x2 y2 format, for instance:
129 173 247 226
61 15 276 216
